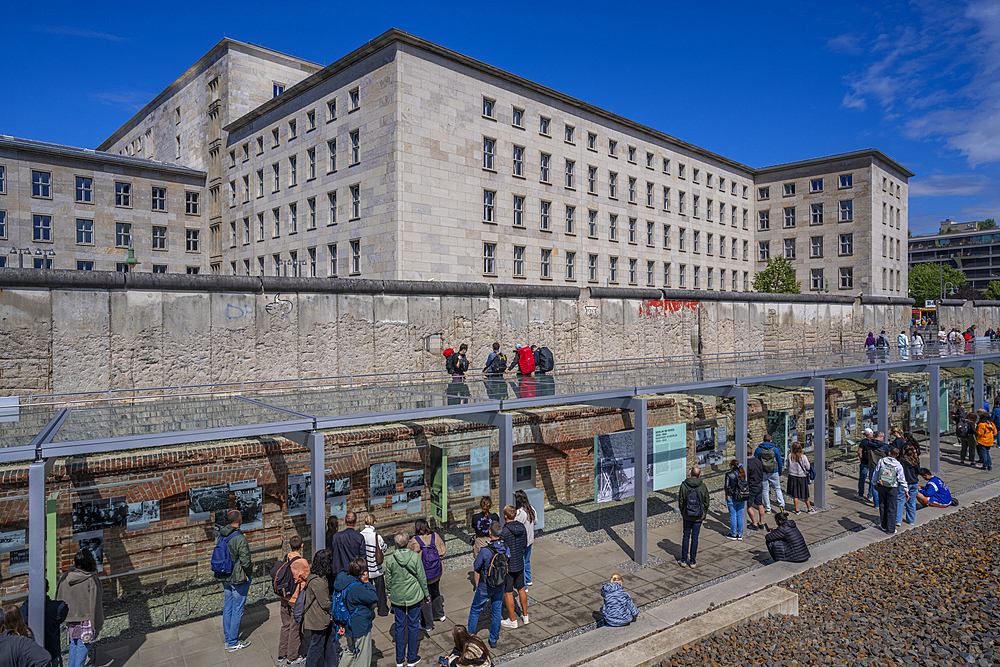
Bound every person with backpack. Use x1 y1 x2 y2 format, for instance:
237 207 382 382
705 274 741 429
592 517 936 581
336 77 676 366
408 518 448 631
875 330 891 361
724 459 749 540
873 447 908 535
470 497 499 588
385 532 429 667
745 446 766 531
499 506 528 628
856 427 875 500
786 443 816 515
867 431 889 509
274 535 310 667
467 522 508 649
212 509 252 653
975 409 996 471
301 549 338 667
764 512 810 563
513 490 537 585
530 345 554 374
958 412 977 465
677 467 710 569
19 579 68 667
754 435 785 515
507 345 535 376
446 344 470 378
333 556 379 667
483 343 507 378
56 549 104 667
360 514 390 617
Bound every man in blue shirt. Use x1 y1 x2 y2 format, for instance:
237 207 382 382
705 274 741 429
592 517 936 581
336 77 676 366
467 523 509 648
917 469 954 508
754 435 785 514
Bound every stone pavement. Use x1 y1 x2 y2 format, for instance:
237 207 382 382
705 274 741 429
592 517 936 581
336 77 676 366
93 442 997 667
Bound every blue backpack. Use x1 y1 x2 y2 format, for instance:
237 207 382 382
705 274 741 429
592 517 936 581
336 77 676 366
210 531 240 575
331 580 359 639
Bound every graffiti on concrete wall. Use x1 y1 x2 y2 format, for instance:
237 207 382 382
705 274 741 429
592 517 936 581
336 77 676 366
639 300 700 317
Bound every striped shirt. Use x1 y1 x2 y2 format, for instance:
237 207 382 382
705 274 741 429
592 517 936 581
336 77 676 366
360 525 387 578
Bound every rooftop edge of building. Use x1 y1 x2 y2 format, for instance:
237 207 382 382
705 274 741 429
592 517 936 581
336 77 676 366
754 148 915 179
0 135 206 178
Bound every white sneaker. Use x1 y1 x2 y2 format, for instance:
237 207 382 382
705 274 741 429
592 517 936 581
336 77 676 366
501 618 518 629
437 615 446 622
521 614 529 625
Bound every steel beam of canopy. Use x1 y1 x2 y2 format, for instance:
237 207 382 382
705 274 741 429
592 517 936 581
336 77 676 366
457 411 514 512
809 378 827 508
285 430 326 551
315 402 500 430
876 371 889 438
929 365 941 474
974 361 985 413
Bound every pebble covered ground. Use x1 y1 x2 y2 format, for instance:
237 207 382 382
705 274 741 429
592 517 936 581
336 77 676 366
661 495 1000 667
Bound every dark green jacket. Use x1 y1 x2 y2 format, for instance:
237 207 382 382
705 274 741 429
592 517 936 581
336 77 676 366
214 524 251 584
678 477 710 522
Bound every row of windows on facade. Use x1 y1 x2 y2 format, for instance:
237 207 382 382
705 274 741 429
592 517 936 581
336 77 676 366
0 166 201 214
480 243 759 290
0 254 201 274
757 175 856 199
227 143 360 209
757 234 857 261
483 190 751 233
480 97 752 194
219 241 361 278
223 186 359 244
483 138 750 211
0 213 201 251
756 202 856 229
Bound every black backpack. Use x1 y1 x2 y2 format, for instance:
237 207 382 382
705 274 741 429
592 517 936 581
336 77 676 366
957 420 972 438
483 543 508 589
759 446 777 474
536 347 554 372
270 555 302 599
488 352 508 375
682 482 703 519
734 477 750 502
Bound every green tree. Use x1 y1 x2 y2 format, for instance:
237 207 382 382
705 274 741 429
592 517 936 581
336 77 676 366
752 256 801 294
907 263 967 304
980 218 997 230
983 281 1000 300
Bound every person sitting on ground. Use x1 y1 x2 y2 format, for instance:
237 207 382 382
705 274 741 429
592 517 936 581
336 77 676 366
600 574 639 627
0 604 50 667
917 468 955 508
764 512 810 563
442 625 492 666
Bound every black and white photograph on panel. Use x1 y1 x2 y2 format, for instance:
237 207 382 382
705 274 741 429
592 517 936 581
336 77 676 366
9 549 28 574
402 470 424 492
369 462 396 503
0 529 26 554
72 496 127 535
326 477 350 498
407 490 422 514
189 484 231 522
74 531 104 572
392 493 408 513
234 486 263 531
126 500 161 531
288 473 310 517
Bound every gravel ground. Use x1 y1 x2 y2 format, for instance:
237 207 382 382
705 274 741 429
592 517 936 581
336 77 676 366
660 496 1000 667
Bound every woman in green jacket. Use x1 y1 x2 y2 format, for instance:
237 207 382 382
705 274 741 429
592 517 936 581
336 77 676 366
384 532 429 667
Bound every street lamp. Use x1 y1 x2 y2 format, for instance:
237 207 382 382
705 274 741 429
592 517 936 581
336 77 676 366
944 281 957 298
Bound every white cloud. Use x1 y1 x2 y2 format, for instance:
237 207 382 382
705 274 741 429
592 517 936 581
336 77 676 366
89 91 153 112
35 26 126 42
909 174 993 197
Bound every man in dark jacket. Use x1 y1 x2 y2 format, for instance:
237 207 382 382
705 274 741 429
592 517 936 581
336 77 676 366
745 446 765 531
20 580 68 665
677 467 710 569
328 511 367 577
0 630 51 667
765 512 810 563
215 510 252 652
333 556 379 667
500 505 528 628
468 522 509 648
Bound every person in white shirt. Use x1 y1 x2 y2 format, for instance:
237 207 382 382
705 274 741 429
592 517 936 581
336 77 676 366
897 330 909 360
912 331 924 359
873 447 908 535
360 514 390 617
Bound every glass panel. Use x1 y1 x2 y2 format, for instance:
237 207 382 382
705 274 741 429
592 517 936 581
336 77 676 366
0 403 59 451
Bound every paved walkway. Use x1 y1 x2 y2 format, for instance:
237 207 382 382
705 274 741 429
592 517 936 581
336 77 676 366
94 443 996 667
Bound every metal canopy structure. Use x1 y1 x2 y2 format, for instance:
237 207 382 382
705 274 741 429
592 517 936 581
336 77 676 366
7 344 1000 648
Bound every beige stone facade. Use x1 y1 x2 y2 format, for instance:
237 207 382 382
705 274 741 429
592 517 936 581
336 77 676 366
0 136 206 272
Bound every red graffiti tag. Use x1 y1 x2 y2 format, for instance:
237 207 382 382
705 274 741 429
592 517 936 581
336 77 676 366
639 300 700 317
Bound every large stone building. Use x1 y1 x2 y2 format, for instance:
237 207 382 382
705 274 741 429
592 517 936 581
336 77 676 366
4 29 910 294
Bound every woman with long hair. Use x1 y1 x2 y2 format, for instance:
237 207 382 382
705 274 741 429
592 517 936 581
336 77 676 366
56 549 104 667
514 490 537 585
786 442 815 514
408 517 447 630
899 444 921 525
1 604 32 638
360 514 389 617
470 496 498 588
301 549 337 667
723 459 746 540
443 624 492 666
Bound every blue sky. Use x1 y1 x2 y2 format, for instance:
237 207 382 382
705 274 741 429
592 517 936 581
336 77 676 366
3 0 999 235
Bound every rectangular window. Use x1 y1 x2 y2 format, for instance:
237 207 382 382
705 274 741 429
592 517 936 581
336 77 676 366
328 192 337 225
758 186 770 200
483 137 495 170
628 177 636 203
76 176 92 202
784 238 796 259
719 177 725 192
32 171 51 198
175 136 181 158
540 153 550 182
150 186 165 211
810 236 823 258
289 203 298 234
693 230 700 252
664 224 671 249
646 152 654 169
185 229 200 252
565 160 575 188
272 163 280 191
513 246 524 277
230 220 237 247
588 132 597 150
731 237 737 259
609 139 617 157
693 265 700 288
609 172 618 198
707 198 714 221
646 182 654 207
783 207 795 228
811 268 824 291
588 166 597 193
257 136 264 154
783 183 795 196
840 266 853 289
308 148 316 179
758 241 770 261
707 173 713 188
483 190 495 222
273 83 284 97
242 175 250 202
609 256 618 283
512 107 523 127
664 262 671 286
289 156 297 186
541 249 551 278
588 210 598 237
693 195 699 217
349 88 360 110
513 196 524 226
513 146 524 176
76 218 93 244
539 117 550 135
243 217 251 244
732 271 738 290
540 201 551 230
256 169 265 198
483 97 495 118
679 228 686 251
679 264 686 288
811 179 823 192
229 180 237 207
628 146 637 163
329 244 338 276
743 240 749 260
307 110 316 131
115 221 131 247
307 197 317 230
707 267 714 289
678 191 685 214
273 254 282 276
692 168 700 183
663 186 670 211
351 239 361 274
707 232 714 254
258 213 265 241
272 128 280 147
565 205 575 234
646 260 655 286
565 125 575 143
663 157 670 174
758 210 770 230
288 119 297 139
742 209 748 229
350 185 360 219
483 242 496 274
609 214 618 241
273 208 280 237
350 131 360 165
588 254 598 281
77 261 93 271
840 174 853 188
328 140 337 172
566 252 576 280
646 220 654 246
628 217 637 244
115 182 131 207
840 200 853 221
628 258 637 284
719 201 725 224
